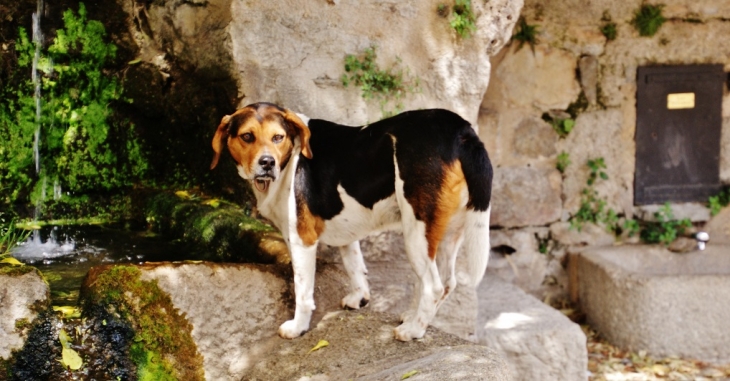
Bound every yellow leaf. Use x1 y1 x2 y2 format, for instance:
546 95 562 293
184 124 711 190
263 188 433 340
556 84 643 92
203 199 221 208
61 347 83 370
53 306 81 319
58 329 72 348
652 364 669 376
309 339 329 353
128 58 142 65
401 370 418 379
0 257 24 266
175 190 192 199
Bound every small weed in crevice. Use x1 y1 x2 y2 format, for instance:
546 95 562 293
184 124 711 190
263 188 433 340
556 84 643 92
708 187 730 216
632 3 666 37
600 22 617 41
542 112 575 138
600 10 617 41
512 17 538 52
450 0 476 39
342 46 418 117
556 151 571 174
437 3 449 18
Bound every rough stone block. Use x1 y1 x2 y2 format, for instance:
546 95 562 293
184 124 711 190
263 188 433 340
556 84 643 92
493 44 581 112
550 221 615 247
488 228 550 296
574 245 730 364
476 276 588 381
491 167 563 228
578 55 599 105
558 109 633 217
0 267 50 360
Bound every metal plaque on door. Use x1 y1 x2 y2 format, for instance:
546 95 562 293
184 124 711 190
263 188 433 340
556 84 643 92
635 65 724 205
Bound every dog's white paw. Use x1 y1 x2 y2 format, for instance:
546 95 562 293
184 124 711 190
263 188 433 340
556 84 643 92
278 319 308 339
393 321 427 342
341 291 370 310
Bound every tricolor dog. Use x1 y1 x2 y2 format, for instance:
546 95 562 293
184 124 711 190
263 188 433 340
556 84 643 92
210 102 492 341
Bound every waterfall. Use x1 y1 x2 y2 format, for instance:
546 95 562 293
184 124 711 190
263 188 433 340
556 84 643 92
31 0 43 175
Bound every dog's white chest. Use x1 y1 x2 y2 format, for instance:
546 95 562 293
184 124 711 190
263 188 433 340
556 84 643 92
317 185 400 247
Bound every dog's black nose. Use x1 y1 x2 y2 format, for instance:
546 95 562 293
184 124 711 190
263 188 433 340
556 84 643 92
259 155 275 170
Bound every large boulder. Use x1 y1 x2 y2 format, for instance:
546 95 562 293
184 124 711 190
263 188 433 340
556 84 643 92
119 0 523 125
82 262 510 380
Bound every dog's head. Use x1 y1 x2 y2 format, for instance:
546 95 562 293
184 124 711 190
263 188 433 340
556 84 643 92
210 102 312 193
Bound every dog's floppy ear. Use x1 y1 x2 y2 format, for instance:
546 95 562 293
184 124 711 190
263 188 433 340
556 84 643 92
210 114 232 169
283 110 313 159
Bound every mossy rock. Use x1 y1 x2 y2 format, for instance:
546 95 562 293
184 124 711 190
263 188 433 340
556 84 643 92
80 264 204 381
145 192 289 264
0 263 39 278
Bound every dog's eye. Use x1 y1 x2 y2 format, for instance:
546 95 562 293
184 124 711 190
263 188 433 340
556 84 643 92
240 133 254 143
272 134 284 144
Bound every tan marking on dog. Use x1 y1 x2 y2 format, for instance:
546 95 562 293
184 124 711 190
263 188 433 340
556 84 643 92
426 160 466 259
210 104 312 173
229 115 292 174
296 197 325 247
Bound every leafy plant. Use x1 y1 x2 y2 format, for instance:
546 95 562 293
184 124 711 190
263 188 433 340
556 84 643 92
0 214 30 258
600 22 617 41
586 158 608 185
512 17 538 52
632 3 666 37
556 151 571 173
640 203 692 245
708 187 730 216
342 46 418 117
1 3 147 204
450 0 476 39
622 218 640 237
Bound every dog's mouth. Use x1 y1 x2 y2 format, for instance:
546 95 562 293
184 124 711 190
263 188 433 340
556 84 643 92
253 176 273 192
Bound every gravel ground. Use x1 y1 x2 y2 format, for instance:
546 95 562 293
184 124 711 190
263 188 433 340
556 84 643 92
584 325 730 381
548 298 730 381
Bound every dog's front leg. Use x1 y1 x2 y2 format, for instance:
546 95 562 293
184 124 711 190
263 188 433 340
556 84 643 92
278 241 317 339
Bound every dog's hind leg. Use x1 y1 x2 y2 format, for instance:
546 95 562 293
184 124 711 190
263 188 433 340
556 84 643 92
435 224 465 311
392 168 446 341
339 241 371 309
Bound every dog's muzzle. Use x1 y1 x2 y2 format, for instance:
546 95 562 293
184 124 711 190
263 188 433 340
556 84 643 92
254 155 276 192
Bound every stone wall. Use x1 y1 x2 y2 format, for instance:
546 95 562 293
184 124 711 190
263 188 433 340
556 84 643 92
480 0 730 299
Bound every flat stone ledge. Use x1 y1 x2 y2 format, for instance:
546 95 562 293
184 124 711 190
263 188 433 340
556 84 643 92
240 311 511 381
476 276 588 381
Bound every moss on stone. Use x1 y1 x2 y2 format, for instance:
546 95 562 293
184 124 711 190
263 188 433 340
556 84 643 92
83 265 204 381
145 192 279 263
0 263 39 277
13 318 31 332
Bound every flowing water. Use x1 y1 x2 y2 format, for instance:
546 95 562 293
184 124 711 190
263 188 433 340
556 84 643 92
12 224 196 305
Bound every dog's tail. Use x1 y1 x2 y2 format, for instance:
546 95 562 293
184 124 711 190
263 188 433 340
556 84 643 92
458 129 493 287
